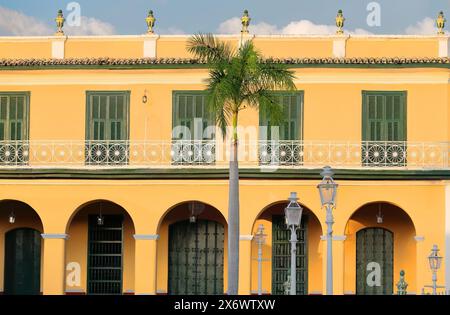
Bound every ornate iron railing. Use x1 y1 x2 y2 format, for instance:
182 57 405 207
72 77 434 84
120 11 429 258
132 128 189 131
0 140 448 169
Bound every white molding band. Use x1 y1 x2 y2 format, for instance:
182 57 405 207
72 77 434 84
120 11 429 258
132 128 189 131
143 35 159 58
414 235 425 242
41 233 69 240
240 235 254 241
320 235 347 241
445 184 450 288
133 234 159 240
51 37 66 59
65 289 85 293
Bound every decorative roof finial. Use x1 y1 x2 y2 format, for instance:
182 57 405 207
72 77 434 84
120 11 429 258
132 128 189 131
241 10 251 34
396 270 408 295
146 10 156 34
436 11 446 35
55 9 65 36
335 9 345 35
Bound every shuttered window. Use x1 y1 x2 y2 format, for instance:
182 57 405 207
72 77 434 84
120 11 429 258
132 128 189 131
171 92 215 165
0 92 30 165
0 93 29 142
172 92 214 141
362 91 406 142
259 92 303 141
85 91 130 165
362 91 407 166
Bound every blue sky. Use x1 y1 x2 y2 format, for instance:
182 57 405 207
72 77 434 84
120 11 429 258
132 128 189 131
0 0 448 35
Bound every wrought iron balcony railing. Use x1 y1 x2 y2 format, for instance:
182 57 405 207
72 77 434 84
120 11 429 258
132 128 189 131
0 140 448 169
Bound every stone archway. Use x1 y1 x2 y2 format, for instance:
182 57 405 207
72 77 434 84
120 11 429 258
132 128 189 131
251 201 323 295
157 201 227 295
65 200 136 295
344 202 416 295
0 200 44 295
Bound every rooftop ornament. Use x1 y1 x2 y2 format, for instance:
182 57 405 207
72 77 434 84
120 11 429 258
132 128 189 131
55 9 65 36
146 10 156 34
436 11 446 35
335 9 345 35
241 10 251 34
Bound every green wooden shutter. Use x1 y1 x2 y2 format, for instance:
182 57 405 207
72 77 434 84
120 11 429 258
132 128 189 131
87 92 129 141
259 92 303 141
362 91 406 142
0 93 29 142
172 91 213 141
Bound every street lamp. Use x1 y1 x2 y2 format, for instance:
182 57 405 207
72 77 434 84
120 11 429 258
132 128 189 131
284 192 303 295
428 244 443 295
317 166 338 295
254 224 267 296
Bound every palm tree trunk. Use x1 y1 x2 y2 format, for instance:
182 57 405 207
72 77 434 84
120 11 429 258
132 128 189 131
227 112 240 295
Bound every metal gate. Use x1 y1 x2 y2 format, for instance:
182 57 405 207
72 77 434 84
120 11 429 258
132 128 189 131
272 215 308 295
356 228 393 295
87 215 123 295
4 228 41 295
168 219 224 295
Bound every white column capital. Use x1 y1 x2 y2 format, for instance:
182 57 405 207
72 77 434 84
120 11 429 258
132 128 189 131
414 235 425 242
41 233 69 240
239 235 254 241
133 234 159 240
320 235 347 241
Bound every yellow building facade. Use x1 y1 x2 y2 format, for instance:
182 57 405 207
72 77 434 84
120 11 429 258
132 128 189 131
0 30 449 295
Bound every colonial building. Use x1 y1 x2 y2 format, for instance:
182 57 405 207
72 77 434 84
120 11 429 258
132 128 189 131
0 10 449 295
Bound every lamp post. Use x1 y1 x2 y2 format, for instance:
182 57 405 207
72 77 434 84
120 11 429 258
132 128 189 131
428 244 443 295
254 224 267 295
317 166 338 295
284 192 303 295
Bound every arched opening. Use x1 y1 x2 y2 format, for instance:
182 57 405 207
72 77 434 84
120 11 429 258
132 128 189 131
65 200 135 295
0 200 43 295
344 202 416 295
251 201 323 295
157 201 227 295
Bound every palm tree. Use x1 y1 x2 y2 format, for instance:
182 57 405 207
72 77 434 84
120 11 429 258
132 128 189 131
187 34 296 295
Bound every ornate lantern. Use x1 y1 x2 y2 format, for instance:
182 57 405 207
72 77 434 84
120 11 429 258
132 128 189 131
241 10 251 34
284 192 303 228
428 245 443 272
146 10 156 34
8 211 15 224
317 166 338 208
436 11 446 35
55 10 65 36
335 10 345 35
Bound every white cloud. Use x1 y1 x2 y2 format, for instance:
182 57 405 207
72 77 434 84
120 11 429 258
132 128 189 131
0 6 115 36
405 17 447 35
65 16 115 36
0 6 52 35
217 17 372 35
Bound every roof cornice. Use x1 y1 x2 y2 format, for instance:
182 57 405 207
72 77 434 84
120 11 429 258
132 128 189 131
0 57 449 70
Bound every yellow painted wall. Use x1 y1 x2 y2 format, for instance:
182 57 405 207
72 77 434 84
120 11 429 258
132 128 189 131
346 38 439 58
253 38 332 58
64 39 143 59
0 41 51 59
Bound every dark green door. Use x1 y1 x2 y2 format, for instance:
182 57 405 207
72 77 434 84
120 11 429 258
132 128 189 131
356 228 393 295
87 215 123 295
272 215 308 295
4 228 41 295
168 220 224 295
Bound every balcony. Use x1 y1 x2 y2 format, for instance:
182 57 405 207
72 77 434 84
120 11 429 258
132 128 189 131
0 140 448 170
